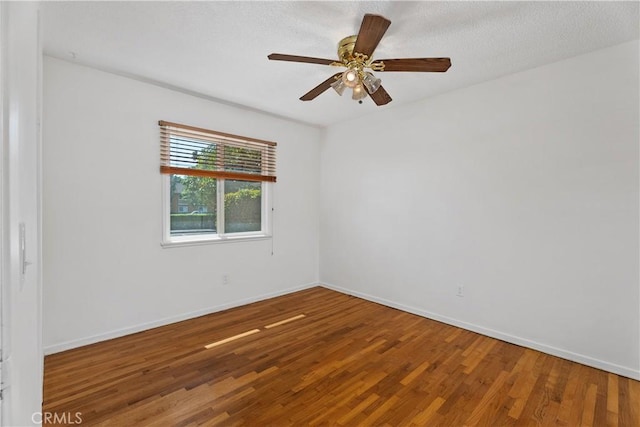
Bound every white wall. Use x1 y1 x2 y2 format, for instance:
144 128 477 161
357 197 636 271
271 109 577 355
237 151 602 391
320 40 640 379
2 2 43 425
43 57 320 353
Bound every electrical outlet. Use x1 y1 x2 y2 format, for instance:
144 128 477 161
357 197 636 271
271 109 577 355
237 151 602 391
457 285 464 297
222 274 229 285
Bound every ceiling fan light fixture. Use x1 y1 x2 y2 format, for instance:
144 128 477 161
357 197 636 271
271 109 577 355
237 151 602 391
342 68 359 88
362 72 381 94
352 83 367 101
330 78 346 96
268 14 450 106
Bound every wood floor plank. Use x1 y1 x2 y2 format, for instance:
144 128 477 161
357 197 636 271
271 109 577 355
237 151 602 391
409 396 445 425
43 287 640 426
627 377 640 426
580 383 598 426
464 370 510 426
400 359 430 386
606 372 620 426
360 395 401 426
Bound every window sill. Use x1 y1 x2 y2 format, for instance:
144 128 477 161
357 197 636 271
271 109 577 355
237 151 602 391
161 234 272 248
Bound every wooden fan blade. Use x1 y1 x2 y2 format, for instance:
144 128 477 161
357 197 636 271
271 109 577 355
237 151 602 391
376 58 452 72
300 73 341 101
268 53 336 66
366 85 392 106
353 14 391 58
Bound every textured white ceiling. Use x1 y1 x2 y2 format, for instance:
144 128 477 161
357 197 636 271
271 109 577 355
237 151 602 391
41 1 638 127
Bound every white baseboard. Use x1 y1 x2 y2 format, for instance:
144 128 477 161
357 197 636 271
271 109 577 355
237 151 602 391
44 282 319 355
44 280 640 381
321 282 640 381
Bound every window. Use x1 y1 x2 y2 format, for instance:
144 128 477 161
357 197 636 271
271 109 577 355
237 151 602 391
159 121 276 245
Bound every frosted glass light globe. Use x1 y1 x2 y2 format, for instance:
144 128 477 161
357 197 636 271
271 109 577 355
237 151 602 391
341 69 359 88
352 84 367 101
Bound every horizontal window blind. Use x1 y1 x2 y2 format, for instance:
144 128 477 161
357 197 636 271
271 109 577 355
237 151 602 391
159 120 277 182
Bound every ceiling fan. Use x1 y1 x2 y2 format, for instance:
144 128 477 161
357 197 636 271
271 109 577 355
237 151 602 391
268 14 451 106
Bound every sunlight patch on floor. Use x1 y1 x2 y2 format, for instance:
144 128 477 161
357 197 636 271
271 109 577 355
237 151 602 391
204 313 306 349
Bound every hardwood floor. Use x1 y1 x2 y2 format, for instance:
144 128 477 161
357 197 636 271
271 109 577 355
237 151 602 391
43 287 639 426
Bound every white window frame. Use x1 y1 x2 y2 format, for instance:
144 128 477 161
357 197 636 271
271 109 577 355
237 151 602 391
161 175 272 248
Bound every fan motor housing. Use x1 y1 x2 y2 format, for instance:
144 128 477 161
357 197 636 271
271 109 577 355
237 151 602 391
337 35 358 62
